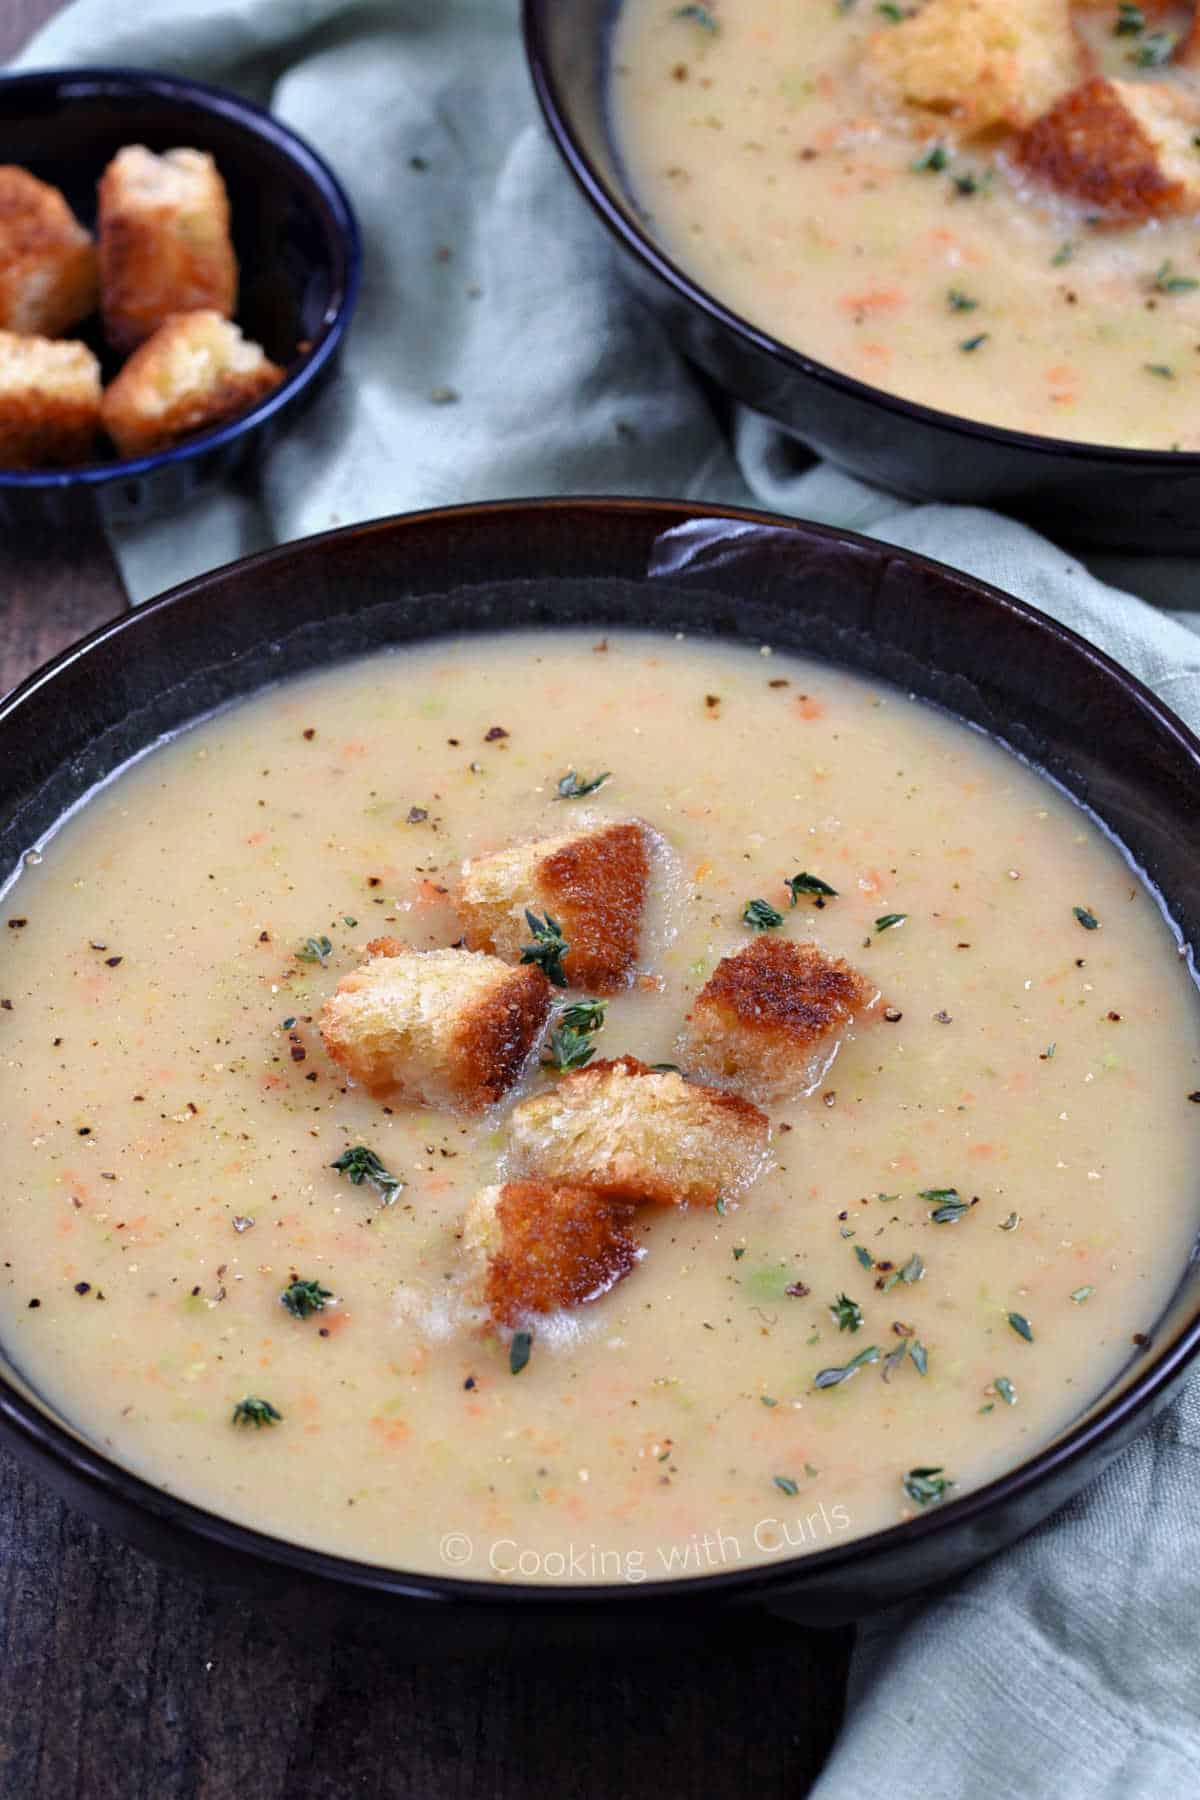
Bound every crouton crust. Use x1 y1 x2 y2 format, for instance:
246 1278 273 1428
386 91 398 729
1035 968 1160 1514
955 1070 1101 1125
458 820 653 993
97 146 237 353
320 944 552 1112
100 310 283 458
0 166 98 337
465 1181 640 1326
1014 77 1200 220
683 938 874 1100
508 1055 769 1207
0 330 100 468
865 0 1080 137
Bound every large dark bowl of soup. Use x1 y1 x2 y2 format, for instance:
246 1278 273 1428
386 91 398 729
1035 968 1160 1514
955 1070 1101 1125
1 498 1200 1654
523 0 1200 553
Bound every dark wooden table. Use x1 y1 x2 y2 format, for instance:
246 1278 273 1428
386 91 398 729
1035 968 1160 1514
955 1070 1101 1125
0 5 852 1794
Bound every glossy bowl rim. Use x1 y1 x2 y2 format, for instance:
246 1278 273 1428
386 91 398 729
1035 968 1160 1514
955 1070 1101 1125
2 494 1200 1608
521 0 1200 473
0 65 361 492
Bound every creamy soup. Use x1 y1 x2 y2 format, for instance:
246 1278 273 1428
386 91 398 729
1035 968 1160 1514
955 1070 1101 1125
1 629 1198 1585
611 0 1200 448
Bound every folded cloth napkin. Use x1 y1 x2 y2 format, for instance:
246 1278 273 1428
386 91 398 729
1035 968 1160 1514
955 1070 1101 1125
14 2 1200 1792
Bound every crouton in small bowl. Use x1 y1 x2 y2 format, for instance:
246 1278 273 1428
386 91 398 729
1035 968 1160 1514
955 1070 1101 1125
524 0 1200 551
0 68 359 526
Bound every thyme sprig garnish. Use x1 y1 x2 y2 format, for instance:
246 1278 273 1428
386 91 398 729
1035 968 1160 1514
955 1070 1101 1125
280 1276 334 1319
903 1466 953 1505
520 909 569 986
920 1186 973 1223
232 1396 282 1428
830 1293 864 1333
542 998 607 1071
555 769 610 800
743 897 784 931
330 1144 405 1205
815 1344 880 1388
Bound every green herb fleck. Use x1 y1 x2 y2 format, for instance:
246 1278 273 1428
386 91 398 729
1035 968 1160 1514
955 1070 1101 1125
342 915 358 927
1071 1284 1095 1303
1145 363 1175 380
280 1277 333 1319
282 1016 296 1029
520 909 569 987
815 1344 881 1388
999 1211 1020 1232
555 769 611 800
901 1252 925 1283
541 1001 604 1072
714 1195 728 1216
1073 905 1100 930
854 1244 874 1271
1154 260 1199 294
1114 0 1145 32
882 1341 909 1382
786 871 838 904
922 1187 971 1224
979 1402 995 1414
1129 29 1174 64
875 912 907 932
911 142 949 173
1008 1310 1034 1342
910 1340 929 1376
877 2 904 18
296 934 333 965
743 897 784 931
831 1292 864 1333
1052 241 1074 267
959 333 989 353
232 1396 282 1429
994 1375 1017 1405
673 1 719 28
904 1465 953 1505
951 169 990 197
773 1474 800 1495
330 1144 404 1205
733 1246 746 1261
510 1330 533 1375
760 1393 777 1406
948 289 979 311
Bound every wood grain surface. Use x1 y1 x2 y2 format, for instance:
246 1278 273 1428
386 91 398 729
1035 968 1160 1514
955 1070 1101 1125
0 5 854 1793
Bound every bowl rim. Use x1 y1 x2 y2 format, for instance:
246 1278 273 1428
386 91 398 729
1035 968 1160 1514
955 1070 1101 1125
521 0 1200 472
3 493 1200 1608
0 64 361 491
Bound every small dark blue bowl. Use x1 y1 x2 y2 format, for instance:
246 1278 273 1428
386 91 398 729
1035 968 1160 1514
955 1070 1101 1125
0 67 360 529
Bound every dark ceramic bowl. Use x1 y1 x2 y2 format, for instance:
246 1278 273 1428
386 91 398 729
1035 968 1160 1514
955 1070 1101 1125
2 498 1199 1652
0 67 359 529
523 0 1200 554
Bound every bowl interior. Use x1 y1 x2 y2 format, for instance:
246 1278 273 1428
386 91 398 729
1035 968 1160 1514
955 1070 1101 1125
3 499 1200 1609
0 70 354 438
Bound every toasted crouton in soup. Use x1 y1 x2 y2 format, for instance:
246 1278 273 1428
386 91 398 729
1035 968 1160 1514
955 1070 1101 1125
97 146 238 353
0 166 98 337
508 1055 769 1207
0 330 100 468
458 819 654 993
463 1181 640 1326
320 939 552 1112
1015 78 1200 221
100 311 283 458
865 0 1080 137
683 937 875 1101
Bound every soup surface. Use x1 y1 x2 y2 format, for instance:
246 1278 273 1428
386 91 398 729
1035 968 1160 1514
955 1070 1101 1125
1 629 1198 1585
611 0 1200 448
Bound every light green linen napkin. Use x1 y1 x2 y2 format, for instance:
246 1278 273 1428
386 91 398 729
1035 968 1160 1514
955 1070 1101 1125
14 2 1200 1792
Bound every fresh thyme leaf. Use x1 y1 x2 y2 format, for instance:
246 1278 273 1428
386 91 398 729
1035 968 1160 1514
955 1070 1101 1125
877 2 904 18
330 1144 404 1205
882 1341 908 1382
743 897 784 931
994 1375 1017 1405
910 1340 929 1376
948 289 979 311
510 1330 533 1375
999 1211 1020 1232
1114 0 1145 32
911 142 949 172
1007 1310 1034 1342
786 871 839 904
280 1277 334 1319
903 1465 953 1505
673 1 719 28
343 915 358 927
1145 363 1175 379
959 333 989 352
1052 241 1074 266
542 1023 597 1071
282 1016 296 1029
733 1247 746 1260
555 769 611 800
760 1393 777 1405
901 1252 925 1283
649 1061 682 1073
1129 28 1174 63
854 1244 874 1271
714 1196 727 1216
1154 260 1200 294
875 912 908 932
773 1474 800 1495
296 934 333 965
232 1396 281 1428
1073 905 1100 930
1071 1284 1095 1303
520 909 569 986
558 998 606 1033
830 1292 864 1333
923 1186 971 1224
877 1191 901 1204
815 1344 880 1387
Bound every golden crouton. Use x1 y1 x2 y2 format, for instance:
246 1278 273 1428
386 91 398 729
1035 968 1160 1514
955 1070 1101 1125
320 939 552 1112
100 310 283 459
508 1055 769 1207
0 167 98 337
463 1181 641 1326
458 820 653 993
1015 78 1200 220
0 330 100 469
865 0 1080 137
682 937 875 1101
97 145 237 353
